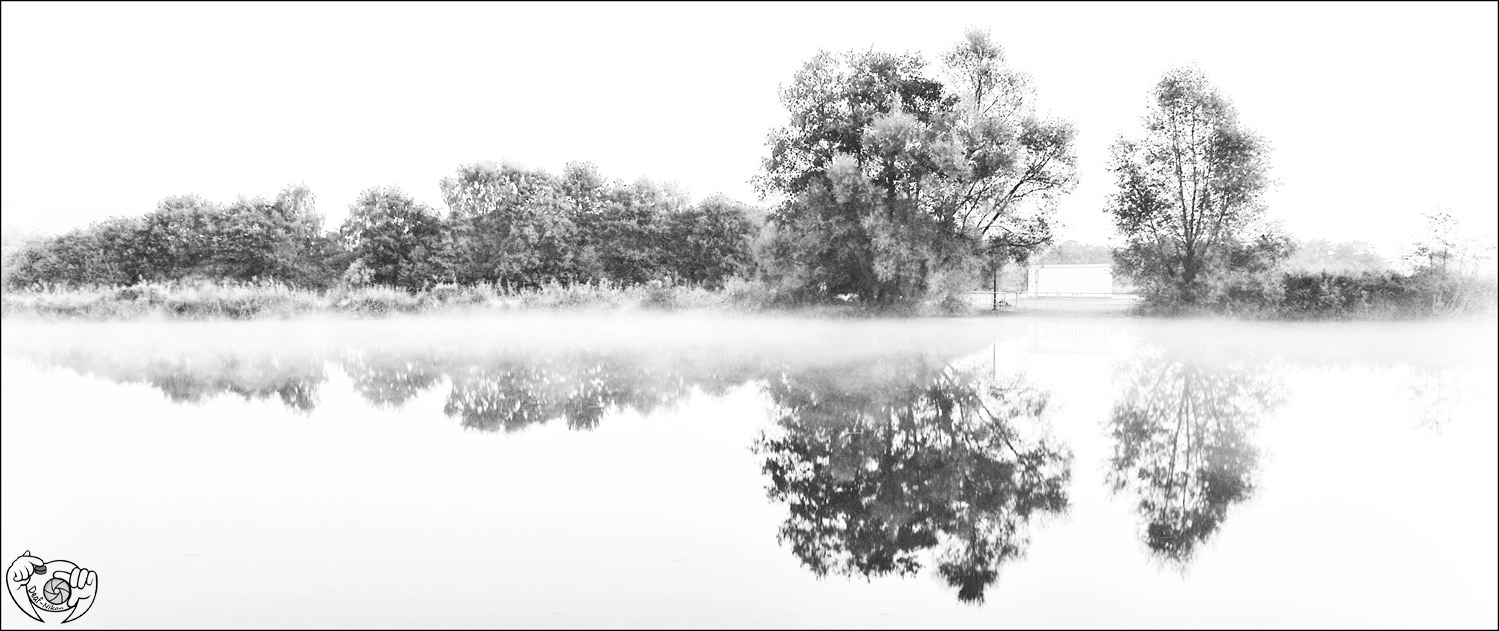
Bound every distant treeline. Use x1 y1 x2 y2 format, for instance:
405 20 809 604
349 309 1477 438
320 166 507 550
2 162 762 293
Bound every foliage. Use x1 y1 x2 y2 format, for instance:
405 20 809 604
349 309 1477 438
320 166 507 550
3 216 145 288
440 162 583 287
757 29 1077 306
1 275 984 321
4 161 762 298
341 186 448 290
1126 269 1497 319
1284 238 1389 274
1279 271 1496 318
204 187 336 286
1401 209 1498 280
663 195 759 288
593 178 684 285
1030 240 1113 265
1106 67 1284 307
1126 209 1499 318
437 161 760 290
4 185 342 290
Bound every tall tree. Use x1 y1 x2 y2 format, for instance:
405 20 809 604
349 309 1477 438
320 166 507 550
1106 67 1281 306
757 30 1076 305
938 29 1076 254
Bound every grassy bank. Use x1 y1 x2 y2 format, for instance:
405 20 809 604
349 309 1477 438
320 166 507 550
0 280 963 320
7 275 1495 322
1126 271 1499 321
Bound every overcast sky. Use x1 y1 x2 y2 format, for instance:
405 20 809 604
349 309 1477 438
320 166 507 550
3 1 1496 258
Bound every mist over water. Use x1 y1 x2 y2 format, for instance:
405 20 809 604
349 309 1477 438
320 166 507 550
2 314 1495 628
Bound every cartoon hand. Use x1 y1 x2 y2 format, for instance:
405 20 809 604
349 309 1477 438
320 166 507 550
52 567 97 622
7 550 46 622
7 551 44 584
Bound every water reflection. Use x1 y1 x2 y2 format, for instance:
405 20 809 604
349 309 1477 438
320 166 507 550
36 349 327 412
1401 365 1495 431
1106 350 1283 565
343 350 444 410
753 360 1072 604
21 348 772 432
440 353 697 432
15 342 1070 604
4 318 1493 624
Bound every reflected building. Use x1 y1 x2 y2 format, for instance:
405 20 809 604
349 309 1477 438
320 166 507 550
753 360 1072 604
1106 350 1283 565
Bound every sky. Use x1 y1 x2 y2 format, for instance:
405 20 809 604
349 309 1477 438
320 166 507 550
2 1 1496 259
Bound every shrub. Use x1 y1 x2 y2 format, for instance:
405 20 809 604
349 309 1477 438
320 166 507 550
333 286 421 316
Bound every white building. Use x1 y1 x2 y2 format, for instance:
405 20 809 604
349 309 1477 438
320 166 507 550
1027 264 1114 295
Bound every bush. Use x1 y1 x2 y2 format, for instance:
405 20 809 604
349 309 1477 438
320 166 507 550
1138 270 1498 319
332 286 421 316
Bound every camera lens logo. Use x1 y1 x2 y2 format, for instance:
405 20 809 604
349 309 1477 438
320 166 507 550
7 551 97 623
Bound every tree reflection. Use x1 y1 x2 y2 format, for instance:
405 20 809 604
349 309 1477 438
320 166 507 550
17 346 760 431
342 349 754 432
1402 365 1495 431
1106 351 1282 565
342 350 445 409
440 354 695 432
28 350 327 412
753 360 1071 604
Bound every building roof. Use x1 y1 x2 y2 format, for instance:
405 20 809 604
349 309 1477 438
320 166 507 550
1031 263 1111 269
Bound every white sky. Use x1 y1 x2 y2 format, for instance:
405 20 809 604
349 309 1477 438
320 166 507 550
3 1 1496 258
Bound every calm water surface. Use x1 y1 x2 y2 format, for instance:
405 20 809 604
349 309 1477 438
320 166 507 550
2 314 1495 628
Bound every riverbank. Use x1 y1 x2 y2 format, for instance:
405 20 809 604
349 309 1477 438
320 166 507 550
4 279 1495 322
0 281 962 321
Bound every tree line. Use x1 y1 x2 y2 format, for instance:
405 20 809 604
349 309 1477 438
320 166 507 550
3 162 762 292
2 29 1075 308
4 28 1494 315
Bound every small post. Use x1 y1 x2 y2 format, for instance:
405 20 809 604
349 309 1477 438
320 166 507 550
992 267 999 311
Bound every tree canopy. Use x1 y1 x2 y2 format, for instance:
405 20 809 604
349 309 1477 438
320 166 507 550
1106 67 1284 306
758 29 1077 305
341 186 447 290
4 184 340 289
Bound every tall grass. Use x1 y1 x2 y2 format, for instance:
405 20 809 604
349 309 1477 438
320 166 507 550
1 278 928 320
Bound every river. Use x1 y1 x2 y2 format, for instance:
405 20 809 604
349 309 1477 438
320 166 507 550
2 314 1495 628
